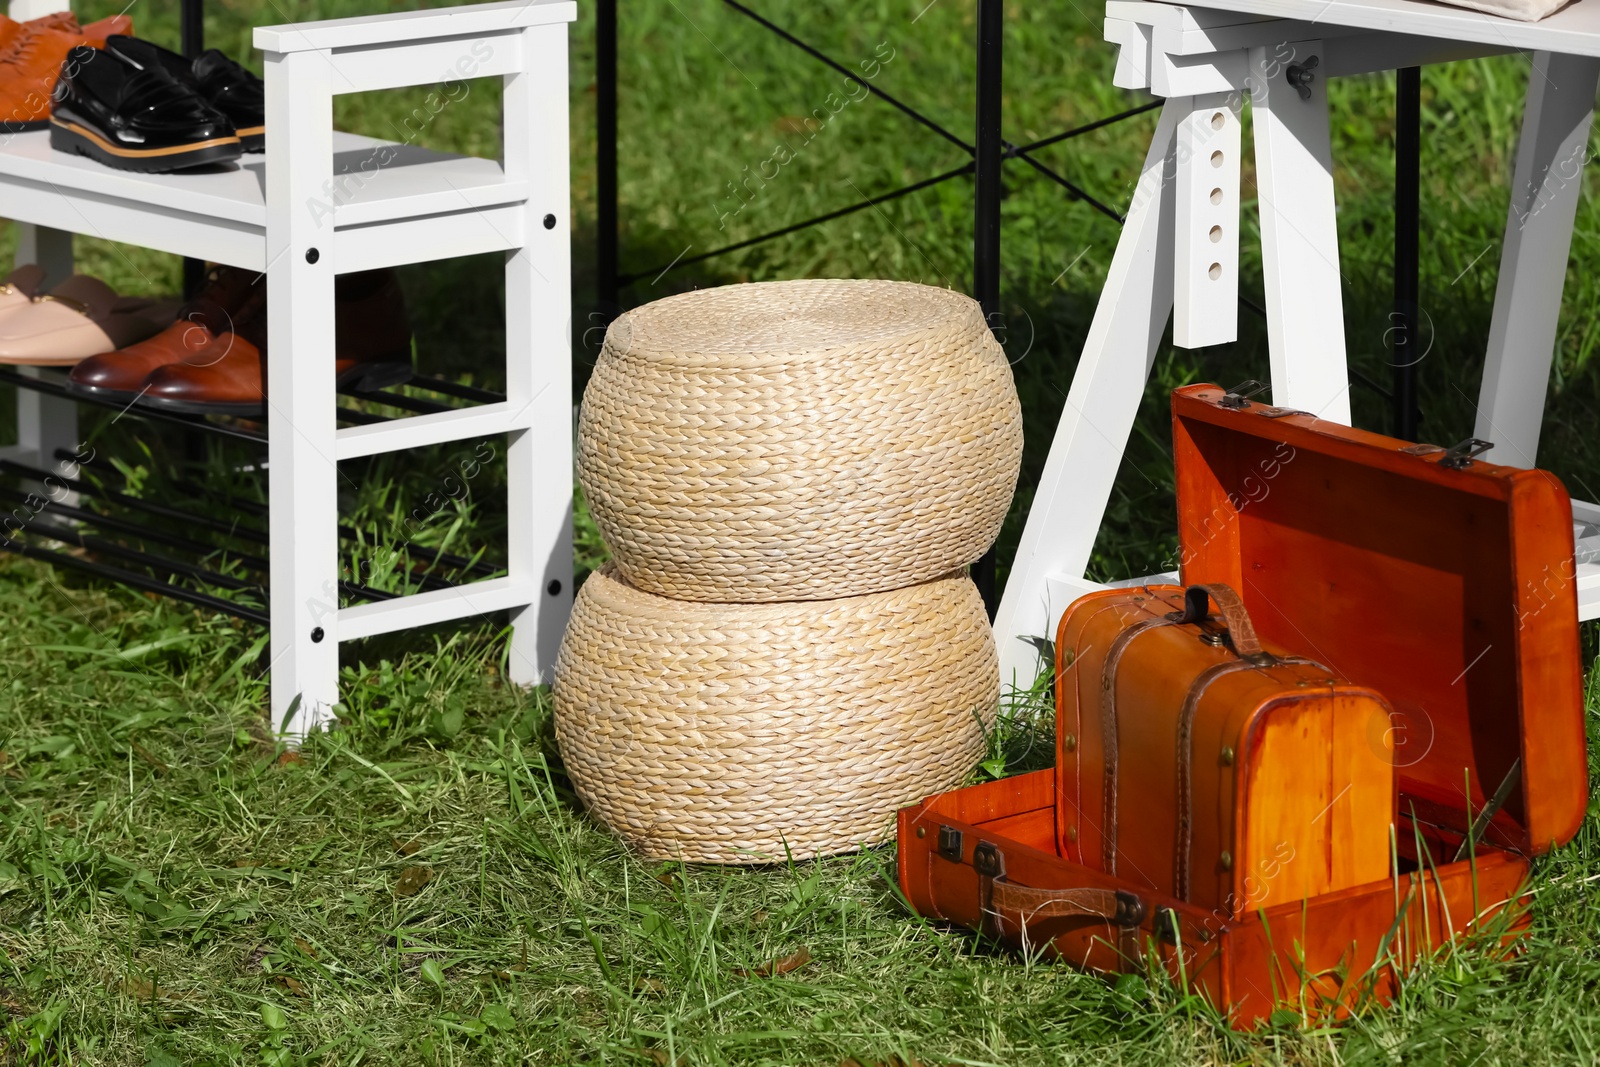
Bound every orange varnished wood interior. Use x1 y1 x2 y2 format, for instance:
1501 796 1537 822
1172 385 1587 854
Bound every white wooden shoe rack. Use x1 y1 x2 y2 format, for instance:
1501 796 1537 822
0 0 576 739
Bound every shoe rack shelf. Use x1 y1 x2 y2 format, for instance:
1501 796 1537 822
0 0 578 740
0 129 524 272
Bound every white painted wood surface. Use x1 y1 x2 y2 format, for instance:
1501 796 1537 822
1475 51 1600 467
11 227 77 491
254 0 576 53
255 3 575 738
1250 39 1352 422
1172 91 1241 348
0 130 525 270
265 49 342 738
6 3 77 498
6 0 71 18
501 24 574 688
1149 0 1600 56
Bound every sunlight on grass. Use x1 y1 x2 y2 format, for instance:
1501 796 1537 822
0 0 1596 1063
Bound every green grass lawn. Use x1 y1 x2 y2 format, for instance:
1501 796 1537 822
1 0 1599 1063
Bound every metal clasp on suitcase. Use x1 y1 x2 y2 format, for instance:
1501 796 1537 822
1400 437 1493 469
1439 438 1494 469
937 824 963 863
1217 379 1269 409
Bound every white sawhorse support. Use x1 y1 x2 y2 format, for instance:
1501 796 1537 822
258 6 575 738
995 1 1598 685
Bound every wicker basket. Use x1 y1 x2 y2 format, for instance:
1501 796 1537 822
578 279 1022 602
554 564 998 862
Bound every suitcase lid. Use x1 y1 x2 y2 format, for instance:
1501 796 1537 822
1172 383 1586 856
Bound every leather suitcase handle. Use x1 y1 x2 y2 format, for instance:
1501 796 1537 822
990 879 1147 927
1173 583 1264 658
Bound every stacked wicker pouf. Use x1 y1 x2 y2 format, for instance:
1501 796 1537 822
555 279 1023 862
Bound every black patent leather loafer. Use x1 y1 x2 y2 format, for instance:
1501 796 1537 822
49 43 241 173
193 49 264 152
104 36 265 153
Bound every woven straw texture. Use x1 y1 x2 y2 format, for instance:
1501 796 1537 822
578 278 1023 602
554 564 998 863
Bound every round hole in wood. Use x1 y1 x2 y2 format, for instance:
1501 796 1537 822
1210 187 1223 205
1209 225 1223 243
1208 262 1222 280
1210 150 1224 168
1211 111 1225 129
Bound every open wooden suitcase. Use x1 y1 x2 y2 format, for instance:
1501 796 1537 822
898 382 1587 1027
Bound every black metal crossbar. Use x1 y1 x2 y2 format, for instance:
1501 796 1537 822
0 451 497 623
46 449 503 585
2 535 271 626
610 0 1154 300
618 161 976 286
719 0 975 154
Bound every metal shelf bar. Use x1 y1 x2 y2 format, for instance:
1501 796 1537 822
20 519 262 593
0 458 270 546
0 483 272 572
0 535 271 625
46 449 504 583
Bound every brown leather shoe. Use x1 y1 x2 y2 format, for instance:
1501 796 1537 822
69 264 264 400
0 14 133 133
139 269 413 417
0 11 78 57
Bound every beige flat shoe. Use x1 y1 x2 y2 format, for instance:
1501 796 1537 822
0 275 177 366
0 264 46 317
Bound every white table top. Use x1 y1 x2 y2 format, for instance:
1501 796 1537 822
1151 0 1600 57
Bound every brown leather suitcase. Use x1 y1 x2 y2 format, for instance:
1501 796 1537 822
898 382 1586 1027
1055 581 1395 917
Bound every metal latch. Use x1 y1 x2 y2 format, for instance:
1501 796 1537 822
937 825 963 863
973 841 1005 878
1438 438 1494 470
1113 889 1147 927
1218 380 1269 409
1154 906 1181 943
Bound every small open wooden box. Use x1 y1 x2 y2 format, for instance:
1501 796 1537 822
898 384 1587 1026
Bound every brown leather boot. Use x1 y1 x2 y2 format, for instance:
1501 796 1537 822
69 264 264 399
0 14 133 133
139 269 413 417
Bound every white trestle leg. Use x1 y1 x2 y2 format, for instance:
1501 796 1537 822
1250 40 1351 425
992 98 1186 688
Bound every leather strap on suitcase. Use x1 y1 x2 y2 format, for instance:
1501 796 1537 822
972 839 1148 970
